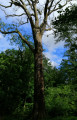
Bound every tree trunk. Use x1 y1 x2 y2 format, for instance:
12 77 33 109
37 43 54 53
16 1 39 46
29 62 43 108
33 32 45 120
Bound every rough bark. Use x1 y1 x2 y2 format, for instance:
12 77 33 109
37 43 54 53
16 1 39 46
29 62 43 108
33 31 45 120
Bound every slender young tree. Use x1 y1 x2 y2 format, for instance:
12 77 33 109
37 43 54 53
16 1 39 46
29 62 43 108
0 0 73 119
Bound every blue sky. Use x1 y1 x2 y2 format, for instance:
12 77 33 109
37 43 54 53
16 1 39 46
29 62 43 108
0 0 67 67
0 31 66 67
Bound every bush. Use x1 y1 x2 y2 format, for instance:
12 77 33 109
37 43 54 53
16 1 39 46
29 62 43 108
45 85 77 117
13 102 33 115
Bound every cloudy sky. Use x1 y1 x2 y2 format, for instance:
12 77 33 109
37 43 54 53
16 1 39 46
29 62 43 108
0 0 75 67
0 31 65 67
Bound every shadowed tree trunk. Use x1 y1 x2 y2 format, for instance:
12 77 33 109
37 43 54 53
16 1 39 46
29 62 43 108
33 30 45 120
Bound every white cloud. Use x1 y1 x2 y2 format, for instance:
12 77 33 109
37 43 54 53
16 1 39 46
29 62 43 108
0 34 3 39
51 61 58 67
42 31 65 67
43 51 59 67
43 31 64 50
0 36 16 52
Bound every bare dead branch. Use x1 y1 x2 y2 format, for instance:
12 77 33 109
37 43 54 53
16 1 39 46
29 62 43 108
32 2 39 26
12 1 35 27
18 21 28 26
53 0 62 10
0 0 35 27
48 0 55 14
6 13 26 17
27 0 33 10
40 0 49 34
0 3 12 8
48 0 69 15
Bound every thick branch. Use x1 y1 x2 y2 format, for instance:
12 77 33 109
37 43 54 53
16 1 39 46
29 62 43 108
22 5 35 27
40 0 49 29
17 31 34 53
48 0 54 14
32 2 39 26
40 0 49 34
0 30 17 34
11 1 22 7
44 0 49 21
20 0 25 5
0 29 34 53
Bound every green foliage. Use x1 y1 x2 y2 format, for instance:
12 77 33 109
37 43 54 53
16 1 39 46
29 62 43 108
59 59 77 84
43 55 64 87
13 102 33 120
53 5 77 41
0 48 59 118
45 7 77 117
52 5 77 85
0 48 34 115
0 48 58 117
43 56 56 87
45 85 77 117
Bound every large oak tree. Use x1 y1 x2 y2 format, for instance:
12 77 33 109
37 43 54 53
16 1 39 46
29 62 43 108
0 0 73 119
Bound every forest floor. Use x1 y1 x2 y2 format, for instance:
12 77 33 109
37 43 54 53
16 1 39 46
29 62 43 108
0 116 77 120
51 116 77 120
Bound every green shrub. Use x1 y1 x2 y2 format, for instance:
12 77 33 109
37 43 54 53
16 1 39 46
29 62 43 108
12 102 33 120
45 85 76 117
14 102 33 113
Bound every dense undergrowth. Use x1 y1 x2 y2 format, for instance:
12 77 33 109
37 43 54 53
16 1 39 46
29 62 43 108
1 85 77 120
